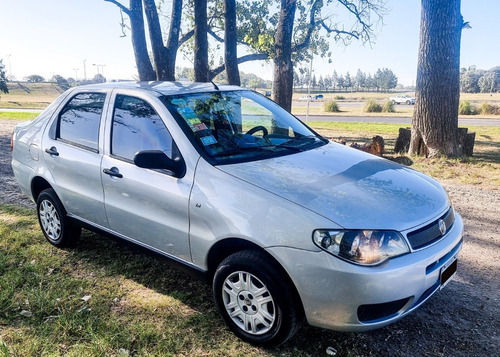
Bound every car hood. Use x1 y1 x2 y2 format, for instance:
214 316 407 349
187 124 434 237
217 143 449 231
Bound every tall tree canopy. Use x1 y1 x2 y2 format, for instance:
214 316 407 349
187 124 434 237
409 0 463 157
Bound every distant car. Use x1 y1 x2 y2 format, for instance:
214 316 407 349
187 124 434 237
298 95 315 101
390 95 415 105
12 82 462 347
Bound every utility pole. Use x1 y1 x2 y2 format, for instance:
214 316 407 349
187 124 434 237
7 54 12 77
306 54 313 124
83 59 87 80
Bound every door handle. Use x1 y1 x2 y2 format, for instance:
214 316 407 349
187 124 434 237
45 147 59 156
103 167 123 178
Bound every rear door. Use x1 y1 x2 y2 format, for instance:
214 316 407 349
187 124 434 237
100 92 192 261
42 90 109 227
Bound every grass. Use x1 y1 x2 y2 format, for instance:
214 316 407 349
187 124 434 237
0 204 368 356
0 112 39 121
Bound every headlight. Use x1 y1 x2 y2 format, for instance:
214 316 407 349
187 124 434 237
313 229 410 265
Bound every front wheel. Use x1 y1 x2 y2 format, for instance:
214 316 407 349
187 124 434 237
36 188 81 247
213 250 302 347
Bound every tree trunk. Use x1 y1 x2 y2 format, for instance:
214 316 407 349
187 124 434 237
143 0 170 80
409 0 462 157
224 0 240 85
194 0 209 82
273 0 296 112
165 0 183 81
129 0 155 80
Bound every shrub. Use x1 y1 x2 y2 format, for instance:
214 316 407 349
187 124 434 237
324 100 340 112
364 99 382 113
480 102 500 115
334 95 345 100
382 100 395 113
459 100 478 115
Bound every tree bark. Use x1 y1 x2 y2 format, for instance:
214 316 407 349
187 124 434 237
106 0 155 80
409 0 462 157
165 0 183 80
273 0 297 112
143 0 170 80
194 0 210 82
210 53 269 80
224 0 240 85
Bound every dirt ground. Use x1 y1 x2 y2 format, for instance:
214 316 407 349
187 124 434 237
1 119 499 356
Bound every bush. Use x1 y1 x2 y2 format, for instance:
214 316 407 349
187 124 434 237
334 95 345 100
480 102 500 115
459 100 478 115
382 100 395 113
364 99 382 113
324 100 340 112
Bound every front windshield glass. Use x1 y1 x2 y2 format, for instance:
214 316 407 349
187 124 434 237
162 90 325 163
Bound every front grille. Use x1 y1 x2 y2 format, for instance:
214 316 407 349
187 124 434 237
357 297 411 322
407 208 455 250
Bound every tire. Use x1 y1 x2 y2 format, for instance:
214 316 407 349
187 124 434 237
36 188 81 247
392 100 397 105
213 250 302 347
406 100 411 105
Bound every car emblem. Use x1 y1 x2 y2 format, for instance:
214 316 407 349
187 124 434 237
439 219 446 235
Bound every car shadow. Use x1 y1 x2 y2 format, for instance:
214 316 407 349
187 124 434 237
66 229 498 357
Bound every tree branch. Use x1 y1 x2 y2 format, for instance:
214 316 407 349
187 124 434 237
208 28 224 43
293 0 322 52
318 20 359 39
103 0 130 15
179 29 194 46
210 53 269 79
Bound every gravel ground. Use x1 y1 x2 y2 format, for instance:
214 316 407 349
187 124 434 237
1 120 499 356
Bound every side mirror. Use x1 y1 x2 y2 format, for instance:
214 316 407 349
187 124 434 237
133 150 186 178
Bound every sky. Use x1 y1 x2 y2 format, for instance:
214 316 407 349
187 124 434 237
0 0 498 86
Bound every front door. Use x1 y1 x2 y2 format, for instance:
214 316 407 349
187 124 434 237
42 91 108 227
101 94 192 261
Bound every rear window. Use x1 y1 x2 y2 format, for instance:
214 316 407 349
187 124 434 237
58 93 106 151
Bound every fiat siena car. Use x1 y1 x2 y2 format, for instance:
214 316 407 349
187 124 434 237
11 82 463 346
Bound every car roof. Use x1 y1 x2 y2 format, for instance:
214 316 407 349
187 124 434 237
74 81 244 96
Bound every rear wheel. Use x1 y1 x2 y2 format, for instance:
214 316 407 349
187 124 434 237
213 250 302 347
36 188 81 247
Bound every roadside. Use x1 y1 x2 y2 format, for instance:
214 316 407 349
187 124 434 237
1 119 499 356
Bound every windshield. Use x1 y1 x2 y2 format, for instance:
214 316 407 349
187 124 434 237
162 90 326 164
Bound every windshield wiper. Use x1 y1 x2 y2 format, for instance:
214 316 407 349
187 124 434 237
211 145 274 158
276 136 320 151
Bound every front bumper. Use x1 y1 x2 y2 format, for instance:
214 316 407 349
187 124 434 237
266 212 463 331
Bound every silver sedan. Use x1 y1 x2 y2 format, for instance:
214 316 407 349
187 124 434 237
11 82 463 346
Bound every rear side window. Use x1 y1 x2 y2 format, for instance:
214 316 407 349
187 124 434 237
111 95 173 161
58 93 106 151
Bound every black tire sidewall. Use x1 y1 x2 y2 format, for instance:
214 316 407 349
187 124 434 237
213 250 299 347
36 189 71 247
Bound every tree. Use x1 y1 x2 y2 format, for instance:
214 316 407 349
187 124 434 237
105 0 155 80
0 59 8 94
375 68 398 91
460 66 483 93
478 68 499 93
194 0 210 82
355 69 365 91
51 75 70 89
26 74 44 83
409 0 463 157
344 72 352 91
92 74 107 83
224 0 240 85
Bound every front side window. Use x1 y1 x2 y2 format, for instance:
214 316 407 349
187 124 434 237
58 93 106 150
111 95 173 161
163 90 326 164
